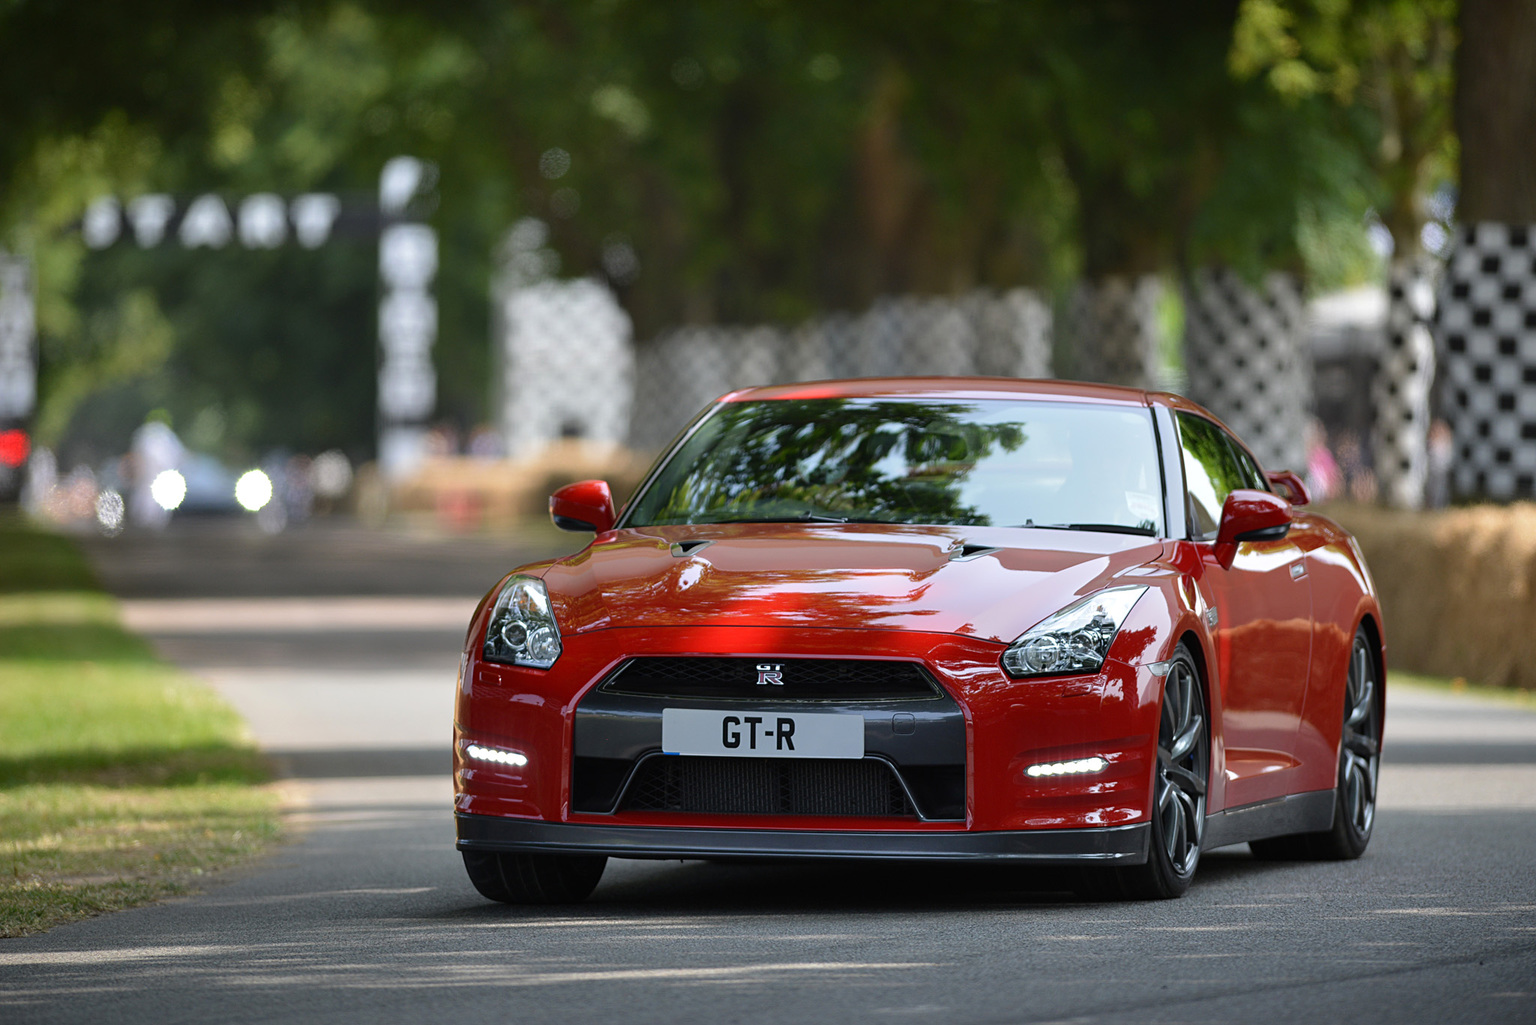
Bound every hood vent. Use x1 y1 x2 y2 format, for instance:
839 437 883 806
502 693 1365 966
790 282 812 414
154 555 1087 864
948 542 999 562
669 539 714 558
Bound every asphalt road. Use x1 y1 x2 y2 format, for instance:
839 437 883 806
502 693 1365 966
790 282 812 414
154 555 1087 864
3 517 1535 1024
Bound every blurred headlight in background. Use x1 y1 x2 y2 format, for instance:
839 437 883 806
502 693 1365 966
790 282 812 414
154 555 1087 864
234 469 274 512
150 469 187 511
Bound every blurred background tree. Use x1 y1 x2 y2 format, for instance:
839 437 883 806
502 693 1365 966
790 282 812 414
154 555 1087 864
0 0 1458 467
1229 0 1457 262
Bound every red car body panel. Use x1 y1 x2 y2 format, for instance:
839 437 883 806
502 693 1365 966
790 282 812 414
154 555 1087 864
454 378 1385 862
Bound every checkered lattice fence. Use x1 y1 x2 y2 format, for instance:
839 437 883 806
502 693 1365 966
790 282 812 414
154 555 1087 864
1436 223 1536 501
1183 268 1310 473
1373 257 1438 508
494 277 634 458
1064 275 1161 388
629 289 1053 451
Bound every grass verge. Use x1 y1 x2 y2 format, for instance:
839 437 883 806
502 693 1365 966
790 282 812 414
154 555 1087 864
1389 669 1536 709
0 516 282 938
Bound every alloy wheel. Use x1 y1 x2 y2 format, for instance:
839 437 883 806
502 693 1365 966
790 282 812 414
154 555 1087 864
1341 634 1380 838
1156 657 1208 877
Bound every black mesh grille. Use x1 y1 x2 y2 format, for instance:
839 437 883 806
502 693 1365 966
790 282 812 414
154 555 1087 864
619 756 917 817
601 657 938 701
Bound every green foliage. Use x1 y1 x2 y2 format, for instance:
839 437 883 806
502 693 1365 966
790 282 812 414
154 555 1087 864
0 515 102 593
0 0 1435 462
1186 82 1378 282
1229 0 1458 254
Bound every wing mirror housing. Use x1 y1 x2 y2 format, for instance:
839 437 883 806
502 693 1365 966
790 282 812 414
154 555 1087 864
550 480 616 533
1266 470 1310 506
1212 489 1293 568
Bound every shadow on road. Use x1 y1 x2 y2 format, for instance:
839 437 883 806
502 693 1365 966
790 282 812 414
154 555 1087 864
417 846 1317 920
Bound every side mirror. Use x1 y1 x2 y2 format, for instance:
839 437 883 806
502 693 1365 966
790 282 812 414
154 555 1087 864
549 480 616 533
1212 489 1293 568
1266 470 1311 506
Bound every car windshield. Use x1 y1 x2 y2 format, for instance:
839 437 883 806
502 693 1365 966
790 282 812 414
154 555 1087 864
624 397 1165 535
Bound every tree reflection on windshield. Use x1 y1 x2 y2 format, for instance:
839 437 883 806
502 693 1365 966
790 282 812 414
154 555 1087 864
625 398 1163 533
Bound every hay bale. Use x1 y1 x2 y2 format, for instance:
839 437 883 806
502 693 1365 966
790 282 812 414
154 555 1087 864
1328 502 1536 690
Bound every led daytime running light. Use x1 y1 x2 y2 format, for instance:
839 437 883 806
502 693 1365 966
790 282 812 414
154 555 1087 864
1026 756 1107 778
465 743 528 767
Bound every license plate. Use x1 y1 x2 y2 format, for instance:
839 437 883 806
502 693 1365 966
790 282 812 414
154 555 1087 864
661 708 865 759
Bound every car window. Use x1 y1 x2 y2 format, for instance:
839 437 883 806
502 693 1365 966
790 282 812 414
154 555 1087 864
1177 413 1248 539
1227 437 1269 492
625 398 1165 535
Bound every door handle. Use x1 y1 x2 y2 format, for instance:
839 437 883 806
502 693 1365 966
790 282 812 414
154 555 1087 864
1290 562 1306 580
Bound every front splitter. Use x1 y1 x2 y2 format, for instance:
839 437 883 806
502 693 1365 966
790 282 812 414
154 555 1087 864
456 813 1149 865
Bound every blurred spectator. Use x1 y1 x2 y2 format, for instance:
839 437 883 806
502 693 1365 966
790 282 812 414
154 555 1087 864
424 424 459 457
467 424 503 460
22 445 56 515
1305 420 1341 502
310 449 353 512
257 452 290 534
1426 418 1453 509
48 464 98 524
284 454 314 524
1334 431 1378 503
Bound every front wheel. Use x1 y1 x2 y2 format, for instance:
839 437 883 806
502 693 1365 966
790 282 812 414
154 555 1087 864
463 850 608 904
1078 644 1209 901
1250 627 1380 861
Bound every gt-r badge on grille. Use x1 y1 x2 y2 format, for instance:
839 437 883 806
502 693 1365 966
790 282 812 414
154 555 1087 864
755 663 784 685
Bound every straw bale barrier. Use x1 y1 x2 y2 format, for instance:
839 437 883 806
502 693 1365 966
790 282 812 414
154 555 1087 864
1327 502 1536 691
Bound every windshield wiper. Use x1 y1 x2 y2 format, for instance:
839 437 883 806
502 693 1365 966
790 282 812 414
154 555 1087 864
1024 522 1158 537
707 512 851 524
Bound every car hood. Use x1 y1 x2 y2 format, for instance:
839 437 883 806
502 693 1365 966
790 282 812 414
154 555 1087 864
541 523 1164 645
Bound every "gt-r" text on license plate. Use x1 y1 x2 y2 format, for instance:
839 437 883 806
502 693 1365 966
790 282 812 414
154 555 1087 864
661 708 864 759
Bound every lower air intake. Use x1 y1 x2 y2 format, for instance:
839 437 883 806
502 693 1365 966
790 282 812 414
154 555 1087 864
619 756 916 818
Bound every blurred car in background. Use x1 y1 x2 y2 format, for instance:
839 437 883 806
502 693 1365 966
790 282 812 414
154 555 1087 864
176 452 242 515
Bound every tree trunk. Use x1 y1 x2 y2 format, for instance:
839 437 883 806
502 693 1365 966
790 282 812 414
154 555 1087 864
1065 276 1162 389
1456 0 1536 222
1183 268 1309 473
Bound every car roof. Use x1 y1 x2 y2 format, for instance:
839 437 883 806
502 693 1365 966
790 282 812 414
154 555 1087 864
723 376 1157 406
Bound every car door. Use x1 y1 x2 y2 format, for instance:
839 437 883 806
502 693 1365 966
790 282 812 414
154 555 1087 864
1177 412 1313 808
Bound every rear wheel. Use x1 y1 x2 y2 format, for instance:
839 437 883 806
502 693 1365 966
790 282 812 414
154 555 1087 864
462 851 608 904
1078 644 1208 900
1250 626 1380 861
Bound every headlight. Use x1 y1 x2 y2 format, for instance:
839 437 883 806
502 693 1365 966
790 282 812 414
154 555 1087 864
1002 586 1147 678
482 576 562 668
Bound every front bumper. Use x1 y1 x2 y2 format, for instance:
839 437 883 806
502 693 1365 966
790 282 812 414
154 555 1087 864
455 813 1150 865
458 626 1163 833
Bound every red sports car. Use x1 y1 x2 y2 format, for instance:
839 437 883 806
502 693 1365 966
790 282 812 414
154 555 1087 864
454 378 1384 901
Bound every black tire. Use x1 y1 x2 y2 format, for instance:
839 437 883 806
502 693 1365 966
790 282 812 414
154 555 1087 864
1250 627 1380 861
1078 643 1209 901
462 850 608 904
